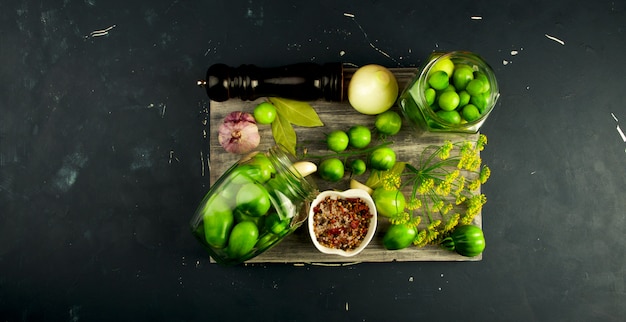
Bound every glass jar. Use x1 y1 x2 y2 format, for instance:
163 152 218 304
399 51 500 133
190 146 317 266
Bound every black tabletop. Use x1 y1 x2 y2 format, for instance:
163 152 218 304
2 0 625 321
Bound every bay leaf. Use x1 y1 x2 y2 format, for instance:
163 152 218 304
268 97 324 127
271 112 297 156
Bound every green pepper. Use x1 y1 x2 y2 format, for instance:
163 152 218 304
227 221 259 258
382 223 417 250
441 225 485 257
201 195 234 249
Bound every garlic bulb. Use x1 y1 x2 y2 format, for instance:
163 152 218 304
218 111 260 154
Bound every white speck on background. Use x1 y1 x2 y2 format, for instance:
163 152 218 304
503 60 510 65
470 16 483 20
511 50 519 55
343 12 355 18
339 50 346 56
345 302 349 311
531 171 536 175
617 125 626 142
408 276 414 282
84 24 116 39
611 113 618 122
200 150 205 177
545 34 565 45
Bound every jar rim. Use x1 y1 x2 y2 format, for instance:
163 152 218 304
268 145 317 199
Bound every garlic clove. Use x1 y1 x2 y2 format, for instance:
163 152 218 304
292 161 317 177
349 179 374 195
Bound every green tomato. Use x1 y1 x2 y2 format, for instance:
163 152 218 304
202 195 234 249
264 212 291 235
375 110 403 136
349 159 367 176
253 102 277 124
474 72 491 92
452 64 474 90
247 153 276 183
438 91 460 111
229 165 258 185
458 90 471 107
348 125 372 149
255 232 280 251
427 70 449 91
424 88 436 106
235 182 271 217
372 188 406 217
470 93 489 113
326 130 349 152
227 221 259 258
318 158 344 182
466 79 486 96
436 110 462 124
369 147 396 171
383 223 418 250
234 209 265 227
430 57 455 77
462 104 481 122
441 225 485 257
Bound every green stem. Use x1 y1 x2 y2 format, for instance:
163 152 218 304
302 141 393 159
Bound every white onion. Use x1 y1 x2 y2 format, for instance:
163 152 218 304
347 64 399 115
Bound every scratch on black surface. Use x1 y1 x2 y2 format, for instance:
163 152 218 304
343 13 401 66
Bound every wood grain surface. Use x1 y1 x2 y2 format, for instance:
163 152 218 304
208 68 482 263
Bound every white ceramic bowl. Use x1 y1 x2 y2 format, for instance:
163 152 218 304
308 189 377 257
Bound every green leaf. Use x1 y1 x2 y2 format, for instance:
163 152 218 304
271 112 297 156
268 97 324 127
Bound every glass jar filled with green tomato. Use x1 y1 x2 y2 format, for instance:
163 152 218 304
399 51 500 133
190 146 317 266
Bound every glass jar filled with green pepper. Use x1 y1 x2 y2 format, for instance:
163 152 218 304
190 146 317 266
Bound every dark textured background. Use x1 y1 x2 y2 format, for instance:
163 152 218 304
1 0 625 321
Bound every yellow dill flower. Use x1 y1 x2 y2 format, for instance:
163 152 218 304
441 203 453 215
455 194 467 205
428 220 442 230
443 213 461 233
477 134 488 151
445 170 460 184
438 141 453 160
409 216 422 227
468 179 481 191
460 216 475 225
423 228 440 244
454 176 466 197
479 166 491 184
457 150 476 170
418 178 435 194
431 200 444 212
381 173 401 190
389 212 410 225
406 197 422 210
437 181 452 196
413 230 428 247
469 155 482 171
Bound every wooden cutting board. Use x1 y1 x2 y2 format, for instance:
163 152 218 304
207 68 482 264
